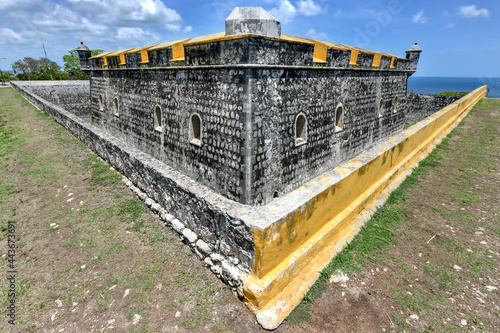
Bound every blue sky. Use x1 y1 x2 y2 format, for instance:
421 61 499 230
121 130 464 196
0 0 498 77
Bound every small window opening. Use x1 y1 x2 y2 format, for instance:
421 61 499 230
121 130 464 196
273 192 279 198
154 105 162 132
335 105 344 132
394 96 398 113
113 97 119 116
378 99 384 117
190 114 202 146
295 113 307 147
98 94 104 111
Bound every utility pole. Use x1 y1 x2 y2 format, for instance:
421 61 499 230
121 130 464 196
41 39 54 80
0 57 6 86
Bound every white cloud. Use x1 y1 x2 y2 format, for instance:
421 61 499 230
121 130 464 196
297 0 322 16
66 0 187 31
306 28 327 40
33 5 102 34
444 23 455 29
115 27 159 42
0 0 41 11
333 9 341 19
0 28 29 45
412 10 427 24
269 0 297 23
457 5 490 19
269 0 325 23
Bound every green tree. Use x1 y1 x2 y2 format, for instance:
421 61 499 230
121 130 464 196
12 56 70 81
12 57 40 80
63 49 103 79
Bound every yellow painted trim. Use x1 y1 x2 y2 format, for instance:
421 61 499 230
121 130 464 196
148 39 191 52
139 50 149 64
170 57 185 62
313 57 327 64
105 48 134 58
119 53 126 65
349 49 359 65
242 86 487 329
171 41 186 60
390 56 396 68
88 51 114 60
306 39 327 62
280 34 314 45
125 44 158 54
125 44 159 63
184 32 314 47
372 53 382 67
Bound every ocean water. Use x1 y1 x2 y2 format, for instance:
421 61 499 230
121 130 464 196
407 76 500 98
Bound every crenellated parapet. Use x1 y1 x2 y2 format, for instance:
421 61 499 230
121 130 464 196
81 7 420 73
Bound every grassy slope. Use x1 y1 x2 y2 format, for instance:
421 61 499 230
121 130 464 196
0 88 246 332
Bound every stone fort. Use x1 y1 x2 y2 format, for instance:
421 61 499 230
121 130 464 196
12 7 486 329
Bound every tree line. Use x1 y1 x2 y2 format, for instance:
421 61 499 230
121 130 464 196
10 49 102 81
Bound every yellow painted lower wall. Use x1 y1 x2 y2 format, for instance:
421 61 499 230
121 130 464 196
243 86 487 329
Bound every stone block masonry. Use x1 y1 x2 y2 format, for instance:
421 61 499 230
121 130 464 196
16 81 91 121
12 80 486 329
406 93 460 125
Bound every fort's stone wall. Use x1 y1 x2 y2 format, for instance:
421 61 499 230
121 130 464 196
406 93 460 125
184 37 314 66
89 67 408 205
90 69 247 203
19 81 91 121
250 69 407 204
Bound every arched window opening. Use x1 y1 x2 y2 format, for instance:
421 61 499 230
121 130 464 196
273 192 279 198
378 99 384 117
113 97 119 116
190 114 202 146
335 105 344 132
154 105 162 132
99 94 104 111
295 113 307 147
394 96 398 113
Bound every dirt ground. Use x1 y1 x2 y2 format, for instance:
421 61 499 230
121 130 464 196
1 88 498 332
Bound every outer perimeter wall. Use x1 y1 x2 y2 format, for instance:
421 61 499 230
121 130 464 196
90 67 407 205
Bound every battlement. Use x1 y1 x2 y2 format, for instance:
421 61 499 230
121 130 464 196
83 7 419 72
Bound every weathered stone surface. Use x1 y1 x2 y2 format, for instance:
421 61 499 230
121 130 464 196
184 37 314 66
89 67 412 206
210 253 224 263
151 202 161 213
406 94 460 125
182 228 197 243
221 260 240 282
195 239 212 256
20 81 91 121
171 219 185 233
225 7 281 39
